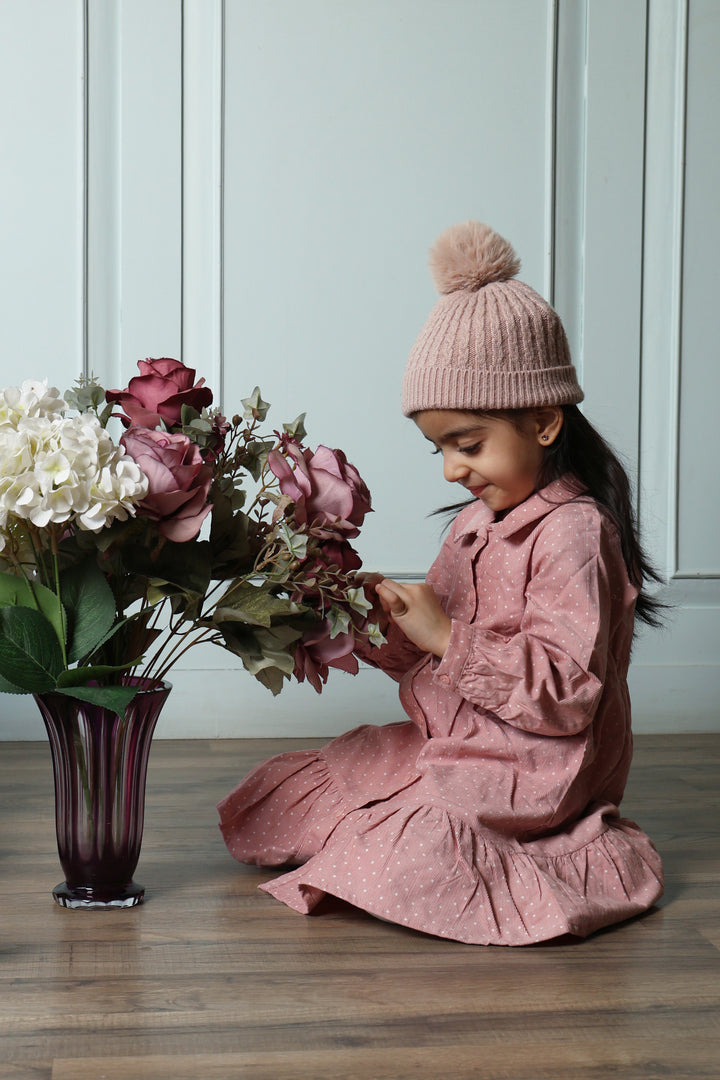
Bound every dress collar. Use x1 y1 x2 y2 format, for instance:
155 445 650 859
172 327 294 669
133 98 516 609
452 475 587 541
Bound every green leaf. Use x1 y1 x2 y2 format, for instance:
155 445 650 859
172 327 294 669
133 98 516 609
346 586 372 616
260 623 306 649
123 540 212 597
0 671 27 694
180 403 201 426
188 417 212 433
328 606 352 639
83 611 160 664
278 523 308 560
282 413 307 442
213 581 304 628
64 375 106 414
254 666 289 696
216 622 300 681
248 626 304 694
220 626 296 696
0 571 66 649
241 387 271 422
0 607 63 692
56 660 145 688
60 560 117 663
209 497 252 567
54 683 140 715
244 439 273 482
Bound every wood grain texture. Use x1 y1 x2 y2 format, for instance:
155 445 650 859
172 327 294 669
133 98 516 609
0 734 718 1080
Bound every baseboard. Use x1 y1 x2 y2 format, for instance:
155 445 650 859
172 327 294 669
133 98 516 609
2 662 717 739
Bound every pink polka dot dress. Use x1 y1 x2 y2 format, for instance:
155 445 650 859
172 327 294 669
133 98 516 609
217 478 664 945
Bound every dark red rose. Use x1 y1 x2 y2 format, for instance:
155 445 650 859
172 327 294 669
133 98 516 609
317 540 363 574
107 357 213 429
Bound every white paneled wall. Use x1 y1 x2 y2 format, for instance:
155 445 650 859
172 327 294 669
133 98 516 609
630 0 720 728
221 0 553 574
0 0 718 737
0 1 86 368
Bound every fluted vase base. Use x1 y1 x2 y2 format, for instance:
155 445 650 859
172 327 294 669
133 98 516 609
52 880 145 909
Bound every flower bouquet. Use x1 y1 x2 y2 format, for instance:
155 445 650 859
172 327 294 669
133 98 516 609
0 357 382 906
0 356 383 710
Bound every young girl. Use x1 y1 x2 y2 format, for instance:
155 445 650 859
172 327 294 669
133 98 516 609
217 221 664 946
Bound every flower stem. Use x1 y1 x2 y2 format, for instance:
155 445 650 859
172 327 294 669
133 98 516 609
52 550 69 668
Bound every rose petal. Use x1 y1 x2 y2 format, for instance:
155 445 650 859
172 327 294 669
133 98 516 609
157 385 214 422
125 373 178 412
267 449 308 501
138 357 187 379
156 499 211 541
308 470 355 523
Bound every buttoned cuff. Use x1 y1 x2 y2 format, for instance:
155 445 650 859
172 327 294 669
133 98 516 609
432 619 477 690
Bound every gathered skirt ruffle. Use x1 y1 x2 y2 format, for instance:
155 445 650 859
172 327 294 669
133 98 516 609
217 737 663 946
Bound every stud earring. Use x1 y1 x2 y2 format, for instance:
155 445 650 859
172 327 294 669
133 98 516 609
541 434 550 442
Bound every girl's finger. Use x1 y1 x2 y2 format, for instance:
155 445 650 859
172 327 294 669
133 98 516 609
376 580 409 617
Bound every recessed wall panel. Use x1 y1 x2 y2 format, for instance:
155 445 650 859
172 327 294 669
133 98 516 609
0 1 85 390
222 0 552 574
676 0 720 576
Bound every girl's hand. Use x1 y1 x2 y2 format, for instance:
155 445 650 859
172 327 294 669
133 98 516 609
355 572 391 635
375 579 451 658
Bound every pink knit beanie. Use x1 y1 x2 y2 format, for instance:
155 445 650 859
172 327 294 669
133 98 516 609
402 221 583 415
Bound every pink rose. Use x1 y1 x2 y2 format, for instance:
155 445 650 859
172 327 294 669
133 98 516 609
107 357 213 429
268 442 371 537
121 428 213 542
293 622 359 693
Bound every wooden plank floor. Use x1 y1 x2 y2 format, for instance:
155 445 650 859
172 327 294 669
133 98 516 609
0 734 718 1080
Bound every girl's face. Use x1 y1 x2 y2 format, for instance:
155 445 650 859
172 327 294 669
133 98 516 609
414 408 561 515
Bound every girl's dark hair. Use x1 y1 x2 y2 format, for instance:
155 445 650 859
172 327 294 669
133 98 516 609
535 404 664 627
432 404 665 628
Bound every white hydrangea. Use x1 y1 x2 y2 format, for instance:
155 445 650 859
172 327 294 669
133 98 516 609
0 379 67 429
0 406 149 543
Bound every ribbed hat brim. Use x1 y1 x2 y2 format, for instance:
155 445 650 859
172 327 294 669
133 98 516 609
402 364 584 415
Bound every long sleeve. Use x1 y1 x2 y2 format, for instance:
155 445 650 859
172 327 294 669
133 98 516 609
431 507 631 736
354 619 427 683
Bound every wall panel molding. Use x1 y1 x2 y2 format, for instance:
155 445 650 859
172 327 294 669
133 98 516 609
543 0 559 303
553 0 588 376
674 0 720 578
639 0 688 579
86 0 121 388
87 0 183 391
182 0 225 403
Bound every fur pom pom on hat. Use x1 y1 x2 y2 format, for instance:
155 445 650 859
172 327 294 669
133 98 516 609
402 221 583 415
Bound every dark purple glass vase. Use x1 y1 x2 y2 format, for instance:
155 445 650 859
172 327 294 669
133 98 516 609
34 678 171 909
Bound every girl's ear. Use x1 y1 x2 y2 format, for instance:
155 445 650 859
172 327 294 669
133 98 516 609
535 407 564 446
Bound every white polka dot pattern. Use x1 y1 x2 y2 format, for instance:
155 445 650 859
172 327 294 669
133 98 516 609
217 479 664 945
